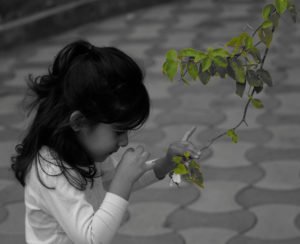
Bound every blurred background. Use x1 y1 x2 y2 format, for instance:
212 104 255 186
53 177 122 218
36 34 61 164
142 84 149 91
0 0 300 243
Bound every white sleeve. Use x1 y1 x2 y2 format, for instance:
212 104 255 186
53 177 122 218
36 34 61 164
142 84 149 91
39 168 128 244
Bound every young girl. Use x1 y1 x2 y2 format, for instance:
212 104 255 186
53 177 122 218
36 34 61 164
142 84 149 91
11 40 201 244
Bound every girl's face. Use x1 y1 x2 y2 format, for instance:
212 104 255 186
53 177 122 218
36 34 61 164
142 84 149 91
77 123 129 162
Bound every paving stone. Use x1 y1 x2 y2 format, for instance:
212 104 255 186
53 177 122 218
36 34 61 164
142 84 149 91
153 124 206 149
229 236 300 244
257 113 300 126
276 93 300 113
237 187 300 207
160 31 196 49
114 42 151 60
245 204 300 240
85 34 119 46
182 0 215 10
118 202 177 236
197 127 272 145
138 5 174 21
0 181 24 206
179 227 237 244
113 232 184 244
175 13 210 29
217 107 264 128
0 233 26 244
3 67 46 88
146 55 168 75
155 108 225 127
128 24 163 39
246 146 300 164
201 141 253 168
0 58 15 73
130 184 200 206
0 202 25 234
178 93 221 111
166 208 256 233
144 78 173 99
187 181 246 213
255 160 300 190
202 165 264 184
0 95 23 115
129 127 165 145
265 125 300 149
0 141 18 168
25 45 63 64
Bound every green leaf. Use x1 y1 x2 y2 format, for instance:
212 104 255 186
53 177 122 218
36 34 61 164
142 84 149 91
213 56 228 68
172 156 183 165
248 47 261 63
211 48 230 58
275 0 288 14
230 59 246 84
246 70 263 87
262 20 273 29
245 36 254 49
257 69 273 87
198 67 211 85
187 62 199 80
258 28 273 47
251 98 264 109
227 129 238 143
189 160 200 170
183 151 191 160
163 60 179 81
166 49 178 61
179 48 199 58
173 163 189 175
236 82 246 97
262 4 276 20
254 85 264 94
202 57 212 72
194 51 207 62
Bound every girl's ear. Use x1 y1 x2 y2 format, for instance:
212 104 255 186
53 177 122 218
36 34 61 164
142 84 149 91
69 111 87 131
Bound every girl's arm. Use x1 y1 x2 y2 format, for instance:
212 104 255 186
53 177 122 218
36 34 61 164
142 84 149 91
102 156 166 192
36 162 128 244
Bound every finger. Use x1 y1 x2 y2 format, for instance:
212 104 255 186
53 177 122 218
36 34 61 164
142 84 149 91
182 126 197 141
135 145 144 154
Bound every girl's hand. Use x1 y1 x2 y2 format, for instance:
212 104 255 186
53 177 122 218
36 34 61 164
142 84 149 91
154 127 201 179
115 145 153 184
109 145 154 200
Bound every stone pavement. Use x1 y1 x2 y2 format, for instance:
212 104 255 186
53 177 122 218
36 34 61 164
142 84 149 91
0 0 300 243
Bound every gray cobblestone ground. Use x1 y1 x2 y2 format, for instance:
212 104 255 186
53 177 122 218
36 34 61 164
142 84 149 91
0 0 300 243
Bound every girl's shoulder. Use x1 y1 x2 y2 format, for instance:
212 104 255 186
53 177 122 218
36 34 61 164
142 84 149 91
37 146 65 176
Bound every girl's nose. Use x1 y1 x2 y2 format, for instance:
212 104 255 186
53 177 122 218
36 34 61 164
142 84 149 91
118 132 129 147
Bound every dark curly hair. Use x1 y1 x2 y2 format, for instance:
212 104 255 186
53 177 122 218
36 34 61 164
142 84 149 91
11 40 150 190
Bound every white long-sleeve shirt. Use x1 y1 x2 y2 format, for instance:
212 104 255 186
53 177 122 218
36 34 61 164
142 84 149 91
25 146 159 244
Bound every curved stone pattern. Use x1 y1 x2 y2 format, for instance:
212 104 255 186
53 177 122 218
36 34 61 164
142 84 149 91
154 124 206 149
237 187 300 208
118 202 177 236
179 227 237 244
202 165 264 184
187 181 246 213
130 185 200 206
202 141 253 167
265 125 300 148
246 147 300 164
255 160 300 190
0 95 23 115
245 204 300 240
113 232 185 244
0 202 25 234
165 208 256 233
0 141 18 168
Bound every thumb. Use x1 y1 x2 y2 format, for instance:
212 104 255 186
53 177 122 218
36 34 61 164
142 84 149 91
144 157 156 171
